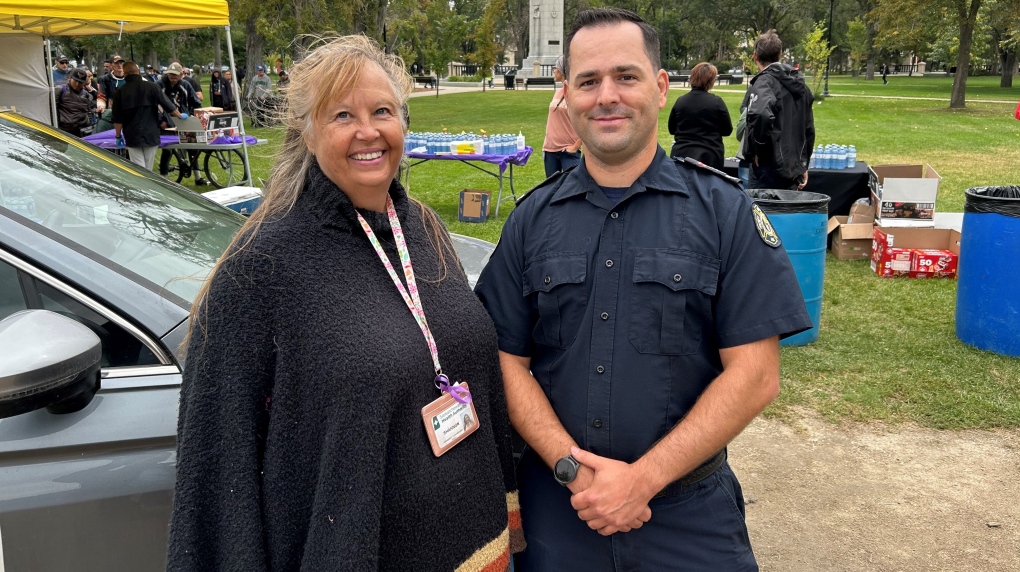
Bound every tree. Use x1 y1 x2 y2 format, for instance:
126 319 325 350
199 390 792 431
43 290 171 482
846 17 870 82
872 0 982 108
471 0 506 81
802 21 835 98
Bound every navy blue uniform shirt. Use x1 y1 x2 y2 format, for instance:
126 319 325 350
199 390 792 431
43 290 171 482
475 147 812 463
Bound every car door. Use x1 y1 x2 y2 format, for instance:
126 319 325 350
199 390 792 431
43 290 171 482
0 251 181 572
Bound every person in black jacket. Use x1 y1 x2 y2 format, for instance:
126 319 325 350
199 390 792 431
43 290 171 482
667 62 733 170
157 62 206 185
112 61 184 170
743 29 815 190
54 68 96 137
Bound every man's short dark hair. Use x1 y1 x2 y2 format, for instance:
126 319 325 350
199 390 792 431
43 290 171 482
123 61 141 76
754 30 782 65
563 8 660 78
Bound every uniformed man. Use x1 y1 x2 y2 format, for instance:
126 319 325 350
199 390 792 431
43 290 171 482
474 8 813 571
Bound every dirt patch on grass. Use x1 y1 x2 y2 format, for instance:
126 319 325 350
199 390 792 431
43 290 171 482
732 411 1020 571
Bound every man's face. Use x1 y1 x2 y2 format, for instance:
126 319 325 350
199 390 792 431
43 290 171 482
113 61 124 75
167 74 180 85
57 60 69 70
224 72 232 81
258 69 265 77
104 62 111 72
564 22 667 166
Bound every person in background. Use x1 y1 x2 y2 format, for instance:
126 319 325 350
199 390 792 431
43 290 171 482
157 62 206 185
113 61 185 170
209 69 226 108
221 70 237 111
54 68 95 137
541 55 582 177
882 63 889 84
52 55 72 85
167 34 524 571
144 64 161 83
248 65 273 125
667 62 733 170
183 67 204 103
475 8 811 571
96 55 126 133
276 69 290 90
743 29 815 190
83 69 99 105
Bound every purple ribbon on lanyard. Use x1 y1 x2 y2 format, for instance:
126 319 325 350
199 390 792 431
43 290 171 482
435 373 472 404
356 196 472 405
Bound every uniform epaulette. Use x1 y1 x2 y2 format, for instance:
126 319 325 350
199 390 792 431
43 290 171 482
674 157 742 187
515 166 572 206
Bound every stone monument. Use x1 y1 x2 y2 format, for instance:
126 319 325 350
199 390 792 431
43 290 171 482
519 0 563 78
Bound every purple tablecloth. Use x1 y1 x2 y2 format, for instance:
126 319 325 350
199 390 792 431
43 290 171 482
82 129 257 149
406 146 532 174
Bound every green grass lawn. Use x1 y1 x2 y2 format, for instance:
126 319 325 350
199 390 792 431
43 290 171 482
189 75 1020 429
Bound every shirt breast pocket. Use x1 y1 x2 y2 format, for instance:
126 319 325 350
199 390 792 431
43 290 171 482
628 249 720 355
523 253 588 349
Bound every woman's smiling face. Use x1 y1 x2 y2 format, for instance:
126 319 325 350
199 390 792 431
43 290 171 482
304 63 404 209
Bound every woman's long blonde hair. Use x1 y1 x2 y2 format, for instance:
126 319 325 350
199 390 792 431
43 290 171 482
184 34 454 350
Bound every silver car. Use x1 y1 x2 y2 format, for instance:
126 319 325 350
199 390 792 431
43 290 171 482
0 111 493 570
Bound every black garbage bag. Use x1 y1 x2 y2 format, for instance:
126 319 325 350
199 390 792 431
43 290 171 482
965 186 1020 218
745 189 830 214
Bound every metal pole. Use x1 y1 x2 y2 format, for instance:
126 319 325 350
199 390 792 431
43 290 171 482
45 38 58 128
224 25 252 185
823 0 834 97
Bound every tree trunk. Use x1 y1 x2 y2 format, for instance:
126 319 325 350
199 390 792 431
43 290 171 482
213 28 222 71
244 14 265 95
949 0 981 109
1001 49 1015 88
147 49 158 70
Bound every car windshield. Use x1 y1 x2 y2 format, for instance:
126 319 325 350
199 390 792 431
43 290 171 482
0 114 242 305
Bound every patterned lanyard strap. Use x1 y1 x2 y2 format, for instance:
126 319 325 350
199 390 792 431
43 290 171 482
355 196 470 404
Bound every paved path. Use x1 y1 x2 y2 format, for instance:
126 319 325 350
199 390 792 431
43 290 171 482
712 87 1017 105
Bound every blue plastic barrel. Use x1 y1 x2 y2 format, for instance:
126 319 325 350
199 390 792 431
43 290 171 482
747 190 831 346
956 186 1020 356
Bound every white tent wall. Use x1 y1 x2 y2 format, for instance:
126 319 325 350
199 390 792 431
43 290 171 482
0 35 51 124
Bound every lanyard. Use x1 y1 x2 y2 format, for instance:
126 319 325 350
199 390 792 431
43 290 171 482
355 196 469 403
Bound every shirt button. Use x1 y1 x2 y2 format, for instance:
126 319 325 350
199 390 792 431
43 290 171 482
596 365 605 374
605 259 614 268
544 275 551 284
593 419 603 428
600 312 609 320
610 212 619 219
673 273 682 282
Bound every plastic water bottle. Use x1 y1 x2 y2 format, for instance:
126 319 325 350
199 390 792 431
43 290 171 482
516 130 526 152
848 145 857 168
817 146 827 169
838 145 848 169
808 153 815 170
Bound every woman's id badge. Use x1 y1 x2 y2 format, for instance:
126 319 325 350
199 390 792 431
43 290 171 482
421 382 479 457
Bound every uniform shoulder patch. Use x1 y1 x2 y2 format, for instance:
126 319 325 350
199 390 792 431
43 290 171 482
515 167 571 206
674 156 742 186
751 204 782 248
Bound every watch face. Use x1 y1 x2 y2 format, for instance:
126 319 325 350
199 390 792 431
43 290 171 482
554 457 577 484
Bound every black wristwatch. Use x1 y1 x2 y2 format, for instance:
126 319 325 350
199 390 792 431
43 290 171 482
554 455 580 486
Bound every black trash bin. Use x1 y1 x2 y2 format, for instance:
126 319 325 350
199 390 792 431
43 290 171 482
745 189 831 346
504 70 516 90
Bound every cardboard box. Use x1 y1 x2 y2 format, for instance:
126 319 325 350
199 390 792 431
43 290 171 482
458 190 491 222
868 164 940 226
827 203 875 260
178 129 222 144
870 225 961 278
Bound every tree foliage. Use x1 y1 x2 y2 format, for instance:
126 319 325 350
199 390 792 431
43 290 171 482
802 21 836 97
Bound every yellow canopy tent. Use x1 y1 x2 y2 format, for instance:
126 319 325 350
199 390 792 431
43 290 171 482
0 0 253 183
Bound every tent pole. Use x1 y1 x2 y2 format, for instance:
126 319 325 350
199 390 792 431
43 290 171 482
224 25 253 186
45 38 58 128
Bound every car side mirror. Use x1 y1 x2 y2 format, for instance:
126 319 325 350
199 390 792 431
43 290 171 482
0 310 102 419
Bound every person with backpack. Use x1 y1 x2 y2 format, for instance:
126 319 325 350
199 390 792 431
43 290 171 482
55 68 96 137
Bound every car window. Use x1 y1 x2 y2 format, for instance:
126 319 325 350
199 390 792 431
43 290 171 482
0 259 29 321
29 278 160 368
0 115 243 305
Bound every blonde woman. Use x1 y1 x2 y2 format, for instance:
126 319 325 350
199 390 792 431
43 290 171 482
167 35 523 571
